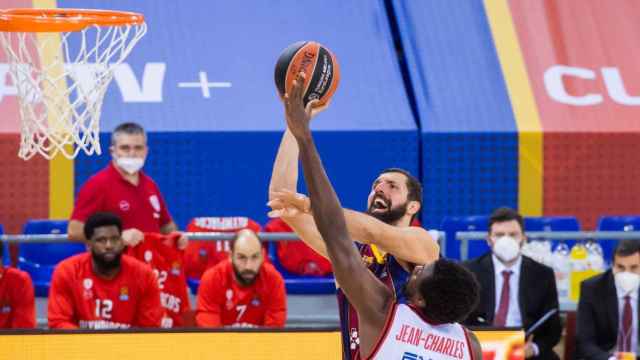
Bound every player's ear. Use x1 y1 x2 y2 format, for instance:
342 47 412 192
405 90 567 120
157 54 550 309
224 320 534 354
407 200 421 216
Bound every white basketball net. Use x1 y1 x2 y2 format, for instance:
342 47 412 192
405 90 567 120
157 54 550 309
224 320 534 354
0 22 146 160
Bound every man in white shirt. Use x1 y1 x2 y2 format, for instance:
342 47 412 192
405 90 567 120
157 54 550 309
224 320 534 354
577 240 640 360
463 207 562 360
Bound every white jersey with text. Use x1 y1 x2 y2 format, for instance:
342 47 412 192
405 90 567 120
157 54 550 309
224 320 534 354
368 303 474 360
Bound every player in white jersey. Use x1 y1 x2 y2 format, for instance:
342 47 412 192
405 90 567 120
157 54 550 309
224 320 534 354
282 72 483 360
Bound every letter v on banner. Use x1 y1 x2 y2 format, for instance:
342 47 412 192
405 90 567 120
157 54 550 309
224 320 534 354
114 62 165 102
484 0 543 216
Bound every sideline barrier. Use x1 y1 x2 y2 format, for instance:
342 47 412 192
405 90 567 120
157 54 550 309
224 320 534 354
0 328 523 360
0 231 446 247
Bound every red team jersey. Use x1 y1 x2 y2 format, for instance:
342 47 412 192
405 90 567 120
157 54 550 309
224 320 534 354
128 233 190 328
184 217 262 279
48 253 163 329
71 163 172 232
196 259 286 328
0 266 35 328
264 218 332 276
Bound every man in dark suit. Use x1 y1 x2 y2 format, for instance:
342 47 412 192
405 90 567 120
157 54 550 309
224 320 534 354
576 239 639 360
463 207 562 360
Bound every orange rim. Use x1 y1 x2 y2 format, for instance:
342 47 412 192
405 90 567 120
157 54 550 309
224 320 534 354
0 8 144 32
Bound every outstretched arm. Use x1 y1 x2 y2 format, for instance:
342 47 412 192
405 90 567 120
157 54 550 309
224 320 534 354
285 73 392 357
269 191 440 264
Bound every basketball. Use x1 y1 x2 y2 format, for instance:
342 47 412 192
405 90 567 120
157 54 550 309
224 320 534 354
274 41 340 107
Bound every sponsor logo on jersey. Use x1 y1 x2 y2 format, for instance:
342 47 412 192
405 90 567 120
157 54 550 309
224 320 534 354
251 297 261 307
171 261 181 276
144 250 153 263
83 278 94 299
225 289 234 310
119 200 130 211
120 286 129 301
361 255 374 265
149 195 161 212
402 352 424 360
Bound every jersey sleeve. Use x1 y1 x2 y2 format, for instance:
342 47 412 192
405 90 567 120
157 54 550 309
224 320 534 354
134 267 163 328
47 263 79 329
263 270 287 327
156 187 173 228
195 269 224 327
10 271 36 328
70 177 104 222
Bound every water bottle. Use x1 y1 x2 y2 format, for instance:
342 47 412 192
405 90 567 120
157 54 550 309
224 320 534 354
552 242 570 301
585 240 605 272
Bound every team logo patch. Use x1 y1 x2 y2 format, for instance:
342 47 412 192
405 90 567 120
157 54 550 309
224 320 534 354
144 250 153 263
83 278 93 289
149 195 161 212
402 352 424 360
1 305 10 314
171 261 181 276
350 328 360 350
119 200 130 211
120 286 129 301
251 297 261 307
225 289 234 310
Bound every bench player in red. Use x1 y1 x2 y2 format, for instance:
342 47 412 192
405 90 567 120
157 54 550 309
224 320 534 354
284 73 482 359
196 229 286 328
0 244 35 329
48 212 163 329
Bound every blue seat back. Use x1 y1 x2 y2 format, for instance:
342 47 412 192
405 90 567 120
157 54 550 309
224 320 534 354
596 216 640 262
268 241 335 295
19 220 85 264
0 224 7 266
440 215 489 260
524 216 581 251
18 219 86 297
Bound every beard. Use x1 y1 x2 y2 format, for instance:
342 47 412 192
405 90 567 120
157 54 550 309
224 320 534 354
367 198 409 225
233 265 258 286
91 249 122 273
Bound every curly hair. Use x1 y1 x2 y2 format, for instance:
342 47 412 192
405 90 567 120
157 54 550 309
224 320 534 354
419 259 480 324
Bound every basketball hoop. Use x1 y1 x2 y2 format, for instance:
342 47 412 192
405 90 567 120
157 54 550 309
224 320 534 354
0 8 146 160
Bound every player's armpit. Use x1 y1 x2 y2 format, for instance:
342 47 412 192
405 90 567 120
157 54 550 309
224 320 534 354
345 210 439 264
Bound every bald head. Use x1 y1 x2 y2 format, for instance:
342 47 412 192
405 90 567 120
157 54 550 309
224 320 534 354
230 229 264 286
232 229 262 254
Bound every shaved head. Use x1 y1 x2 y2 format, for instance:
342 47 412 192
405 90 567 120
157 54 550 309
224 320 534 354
231 229 264 286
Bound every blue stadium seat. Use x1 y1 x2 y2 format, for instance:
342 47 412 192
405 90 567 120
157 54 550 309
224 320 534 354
187 278 200 295
440 216 489 260
596 216 640 262
0 224 7 266
18 220 86 297
524 216 581 250
268 242 336 295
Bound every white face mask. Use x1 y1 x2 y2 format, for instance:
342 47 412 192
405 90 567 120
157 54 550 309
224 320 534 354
615 271 640 295
492 235 521 263
116 157 145 175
